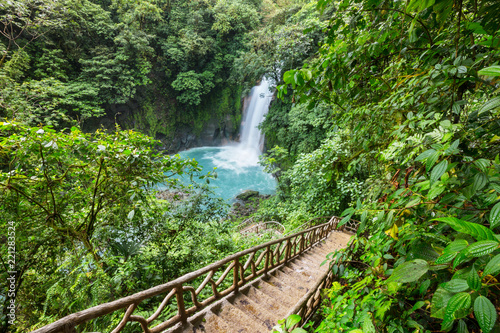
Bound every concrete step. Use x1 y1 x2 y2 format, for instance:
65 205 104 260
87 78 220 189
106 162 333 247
271 269 313 294
243 285 289 319
287 261 323 282
231 293 276 331
295 254 327 271
280 264 319 286
254 279 295 307
264 274 304 300
216 299 270 333
188 310 233 333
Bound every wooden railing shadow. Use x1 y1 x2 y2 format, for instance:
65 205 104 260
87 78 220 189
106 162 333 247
32 216 348 333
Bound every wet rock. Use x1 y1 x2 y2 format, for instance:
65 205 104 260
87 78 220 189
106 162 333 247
236 190 260 201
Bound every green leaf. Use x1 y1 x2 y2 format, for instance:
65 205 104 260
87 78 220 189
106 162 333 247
405 196 421 208
127 210 135 220
465 240 499 257
489 202 500 229
442 279 469 293
474 159 490 172
338 215 351 228
457 320 469 333
433 217 498 241
407 0 420 11
478 65 500 76
420 279 431 294
474 296 497 333
478 97 500 115
283 70 295 84
431 287 454 319
442 292 471 330
435 252 457 264
472 173 488 193
444 239 469 253
467 268 481 291
291 329 308 333
415 149 436 162
286 314 301 329
431 160 448 184
387 259 429 283
483 253 500 276
362 313 376 333
426 151 440 172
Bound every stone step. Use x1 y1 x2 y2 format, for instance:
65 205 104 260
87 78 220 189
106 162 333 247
188 310 233 333
254 279 295 307
271 268 313 294
231 293 276 331
216 299 270 333
286 261 323 282
243 285 289 319
280 263 319 285
264 274 304 300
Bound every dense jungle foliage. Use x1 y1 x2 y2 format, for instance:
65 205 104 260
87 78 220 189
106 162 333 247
0 0 275 145
258 0 500 332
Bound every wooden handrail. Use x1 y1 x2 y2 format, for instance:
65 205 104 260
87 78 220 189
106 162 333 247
31 216 341 333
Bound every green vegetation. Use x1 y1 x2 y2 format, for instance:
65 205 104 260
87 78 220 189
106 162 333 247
259 0 500 331
0 0 264 141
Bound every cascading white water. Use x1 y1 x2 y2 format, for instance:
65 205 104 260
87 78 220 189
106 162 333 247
173 78 276 200
210 78 272 169
240 78 272 151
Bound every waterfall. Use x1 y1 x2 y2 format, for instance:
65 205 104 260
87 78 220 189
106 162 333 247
239 78 272 152
170 77 276 200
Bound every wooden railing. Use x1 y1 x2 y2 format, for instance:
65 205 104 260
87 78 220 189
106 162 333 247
286 266 336 327
343 219 360 234
32 216 341 333
240 221 285 235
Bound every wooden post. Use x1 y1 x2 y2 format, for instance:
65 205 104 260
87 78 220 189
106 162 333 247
175 285 187 323
264 245 270 276
284 239 291 264
233 259 240 292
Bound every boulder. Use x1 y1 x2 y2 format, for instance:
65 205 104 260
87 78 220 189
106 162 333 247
236 190 260 201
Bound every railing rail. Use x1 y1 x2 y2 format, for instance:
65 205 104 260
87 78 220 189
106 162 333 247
32 216 341 333
240 221 285 235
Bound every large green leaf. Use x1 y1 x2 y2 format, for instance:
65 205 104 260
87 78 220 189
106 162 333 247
467 268 481 291
442 292 471 330
478 97 500 115
478 65 500 76
442 279 469 293
431 287 454 319
431 160 448 184
483 253 500 276
465 240 499 257
415 149 436 162
474 296 497 333
387 259 429 283
472 173 488 193
286 314 301 328
490 201 500 229
435 252 457 264
444 239 469 253
433 217 498 241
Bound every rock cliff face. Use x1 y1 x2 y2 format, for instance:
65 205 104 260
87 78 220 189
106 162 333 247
84 95 243 154
159 115 240 153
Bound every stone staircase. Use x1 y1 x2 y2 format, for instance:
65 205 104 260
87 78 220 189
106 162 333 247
167 232 352 333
